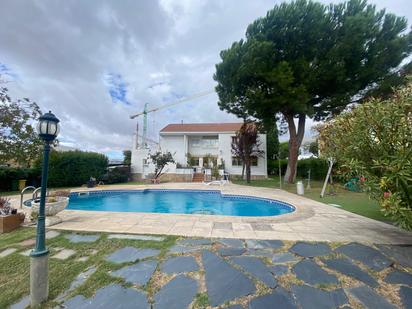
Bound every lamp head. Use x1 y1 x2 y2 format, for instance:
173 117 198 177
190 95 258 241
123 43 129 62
37 111 60 142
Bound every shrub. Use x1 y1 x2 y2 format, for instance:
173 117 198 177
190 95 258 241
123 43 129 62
267 158 328 181
317 81 412 230
34 150 108 187
0 167 40 191
103 166 131 184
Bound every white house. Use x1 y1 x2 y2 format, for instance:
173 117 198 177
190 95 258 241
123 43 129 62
131 122 267 181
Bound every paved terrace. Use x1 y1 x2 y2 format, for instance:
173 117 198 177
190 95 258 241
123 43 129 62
11 183 411 244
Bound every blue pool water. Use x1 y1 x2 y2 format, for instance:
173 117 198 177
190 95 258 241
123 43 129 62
67 190 295 217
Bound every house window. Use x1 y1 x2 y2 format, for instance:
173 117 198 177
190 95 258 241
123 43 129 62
232 156 242 166
231 136 238 144
202 136 218 148
191 139 201 148
251 156 258 166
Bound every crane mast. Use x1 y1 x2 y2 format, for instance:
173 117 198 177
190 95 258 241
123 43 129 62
130 89 214 150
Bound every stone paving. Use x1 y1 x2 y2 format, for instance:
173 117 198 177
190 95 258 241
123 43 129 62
31 183 412 244
54 237 412 309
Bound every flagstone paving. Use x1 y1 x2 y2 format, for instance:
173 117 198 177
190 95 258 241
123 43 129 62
230 256 278 288
218 238 245 247
336 242 393 271
51 248 76 260
384 269 412 285
111 260 157 285
218 247 246 256
289 242 332 257
45 230 60 239
348 285 397 309
64 233 100 243
11 233 408 309
249 287 297 309
270 264 289 276
400 286 412 309
292 285 348 309
153 275 198 309
292 259 338 286
202 250 256 306
376 244 412 268
0 248 17 258
105 247 160 264
272 252 301 264
160 255 199 274
107 234 165 241
64 284 149 309
322 257 379 287
56 267 97 301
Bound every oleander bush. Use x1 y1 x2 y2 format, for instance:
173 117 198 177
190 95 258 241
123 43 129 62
317 82 412 230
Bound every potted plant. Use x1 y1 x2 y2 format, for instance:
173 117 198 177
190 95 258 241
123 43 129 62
0 197 25 233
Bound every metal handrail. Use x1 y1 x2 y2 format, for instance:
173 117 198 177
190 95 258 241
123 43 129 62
20 186 36 209
32 187 48 200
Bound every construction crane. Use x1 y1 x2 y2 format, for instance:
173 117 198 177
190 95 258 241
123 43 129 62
130 90 214 149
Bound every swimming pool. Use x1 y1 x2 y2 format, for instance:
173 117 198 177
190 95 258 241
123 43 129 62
67 190 295 217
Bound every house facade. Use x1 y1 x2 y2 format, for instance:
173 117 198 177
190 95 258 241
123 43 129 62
131 123 267 181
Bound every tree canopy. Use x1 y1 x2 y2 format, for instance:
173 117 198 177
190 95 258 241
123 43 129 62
231 122 264 183
0 76 42 166
214 0 412 182
150 151 175 180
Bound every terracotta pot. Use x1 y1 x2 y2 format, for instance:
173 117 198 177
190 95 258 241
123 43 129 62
31 196 69 216
0 213 25 233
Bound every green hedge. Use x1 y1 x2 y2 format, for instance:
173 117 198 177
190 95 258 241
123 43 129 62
0 167 40 191
35 150 108 187
268 158 329 180
101 166 131 184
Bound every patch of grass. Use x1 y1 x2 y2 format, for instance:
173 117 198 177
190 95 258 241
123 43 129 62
0 228 177 308
0 190 20 196
192 292 209 308
233 176 390 223
0 227 36 250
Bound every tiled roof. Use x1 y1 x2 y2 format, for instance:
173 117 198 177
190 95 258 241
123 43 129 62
160 123 243 133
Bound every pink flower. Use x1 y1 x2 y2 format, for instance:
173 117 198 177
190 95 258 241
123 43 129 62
384 192 391 198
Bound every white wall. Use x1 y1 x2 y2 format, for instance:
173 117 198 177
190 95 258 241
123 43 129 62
159 135 186 164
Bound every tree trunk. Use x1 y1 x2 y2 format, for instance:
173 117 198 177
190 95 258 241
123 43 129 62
241 163 245 179
246 161 251 183
284 113 306 183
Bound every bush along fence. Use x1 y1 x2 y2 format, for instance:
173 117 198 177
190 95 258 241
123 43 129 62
267 157 329 181
33 150 109 188
0 167 40 191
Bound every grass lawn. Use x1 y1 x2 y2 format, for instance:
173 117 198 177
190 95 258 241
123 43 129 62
0 227 177 308
233 176 391 223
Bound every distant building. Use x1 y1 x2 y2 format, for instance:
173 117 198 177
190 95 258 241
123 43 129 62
131 122 267 181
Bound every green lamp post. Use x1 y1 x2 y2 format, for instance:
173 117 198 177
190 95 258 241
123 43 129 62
30 111 60 307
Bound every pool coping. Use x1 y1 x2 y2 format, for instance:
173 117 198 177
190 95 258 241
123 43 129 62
29 183 412 244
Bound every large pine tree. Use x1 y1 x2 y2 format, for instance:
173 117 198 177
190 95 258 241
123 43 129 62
214 0 412 182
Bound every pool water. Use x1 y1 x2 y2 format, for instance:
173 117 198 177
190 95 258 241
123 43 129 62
67 190 295 217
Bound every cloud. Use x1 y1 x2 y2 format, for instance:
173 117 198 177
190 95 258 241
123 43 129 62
0 0 411 158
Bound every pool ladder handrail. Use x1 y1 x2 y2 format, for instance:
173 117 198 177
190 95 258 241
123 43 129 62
20 186 49 208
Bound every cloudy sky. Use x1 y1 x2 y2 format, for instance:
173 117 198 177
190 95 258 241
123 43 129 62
1 0 411 159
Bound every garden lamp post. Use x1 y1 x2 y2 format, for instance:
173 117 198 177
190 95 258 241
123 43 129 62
30 111 60 307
